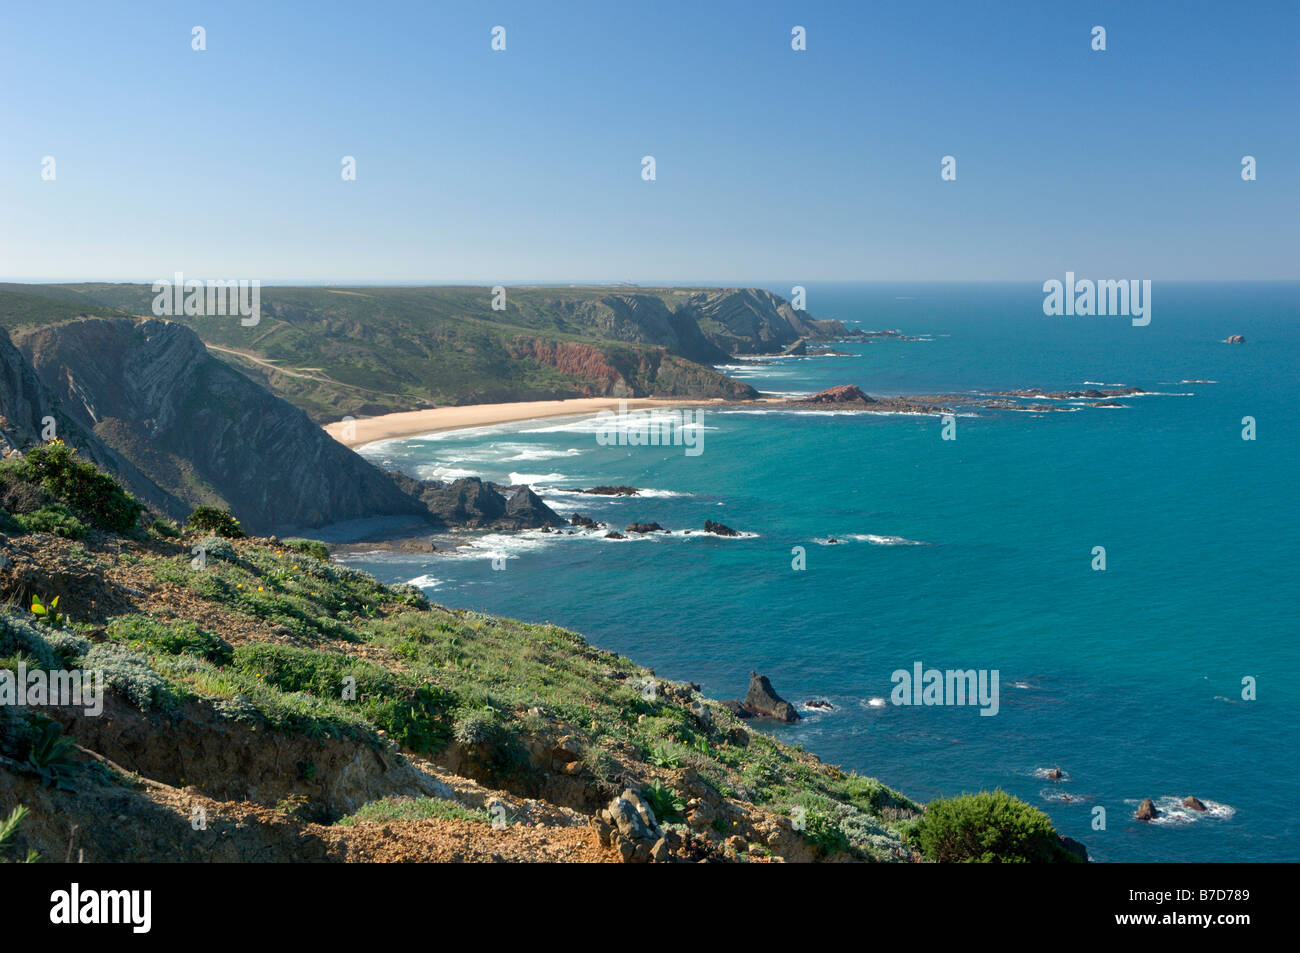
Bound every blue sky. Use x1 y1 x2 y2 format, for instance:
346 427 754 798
1 0 1295 282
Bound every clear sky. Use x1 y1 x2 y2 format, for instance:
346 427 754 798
1 0 1296 283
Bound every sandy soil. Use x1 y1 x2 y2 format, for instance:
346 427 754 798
322 397 732 448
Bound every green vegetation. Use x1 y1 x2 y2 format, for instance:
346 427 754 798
913 790 1081 863
185 505 246 539
0 805 38 863
7 441 143 533
283 538 330 561
24 719 82 791
30 594 64 629
231 643 454 754
14 503 87 539
106 615 233 666
335 796 491 826
643 779 685 824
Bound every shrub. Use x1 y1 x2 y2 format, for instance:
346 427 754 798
83 643 175 711
914 790 1077 863
0 611 63 668
283 538 330 561
15 504 87 539
0 508 22 534
151 519 181 538
195 535 237 562
452 707 502 747
18 441 143 533
388 582 429 609
186 505 246 539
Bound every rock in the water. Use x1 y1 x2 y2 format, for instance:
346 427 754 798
570 512 599 529
801 384 875 404
1224 334 1246 344
703 519 738 537
804 699 833 711
1136 798 1159 821
582 485 640 496
1046 767 1063 780
744 671 801 722
604 530 626 539
1184 796 1207 812
721 699 753 719
626 522 666 534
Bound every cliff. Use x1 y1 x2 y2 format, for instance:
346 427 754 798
11 318 564 535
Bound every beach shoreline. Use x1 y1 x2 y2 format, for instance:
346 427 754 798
322 397 739 448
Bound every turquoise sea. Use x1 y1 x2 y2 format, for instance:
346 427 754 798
344 282 1298 863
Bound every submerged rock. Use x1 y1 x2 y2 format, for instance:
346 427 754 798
582 485 640 496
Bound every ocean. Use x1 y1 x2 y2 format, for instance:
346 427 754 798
341 281 1298 862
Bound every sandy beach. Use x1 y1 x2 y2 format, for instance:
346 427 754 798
322 397 729 448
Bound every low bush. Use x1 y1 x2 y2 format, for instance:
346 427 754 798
283 538 330 561
15 504 87 539
83 643 175 712
914 790 1078 863
16 441 143 533
185 505 245 539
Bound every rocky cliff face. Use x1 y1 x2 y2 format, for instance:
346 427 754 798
0 327 184 514
14 319 439 534
675 288 848 355
527 288 847 361
507 337 756 400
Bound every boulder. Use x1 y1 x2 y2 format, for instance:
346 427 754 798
504 484 565 527
626 522 666 534
1136 798 1159 821
744 671 801 722
1184 796 1207 812
703 520 739 537
720 699 753 719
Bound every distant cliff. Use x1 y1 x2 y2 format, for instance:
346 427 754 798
11 318 561 535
